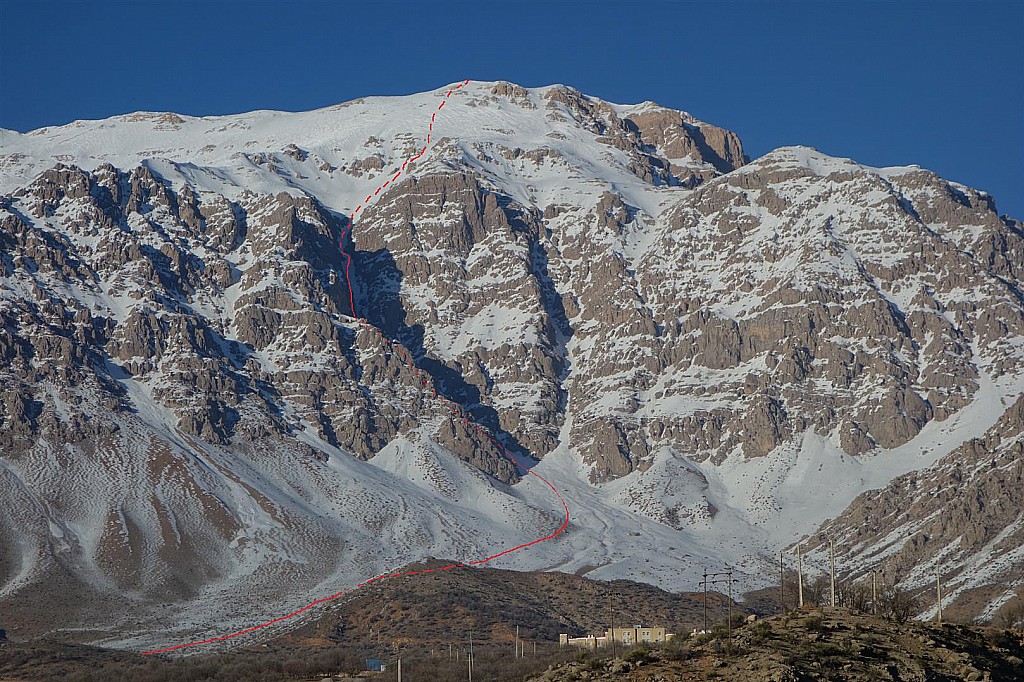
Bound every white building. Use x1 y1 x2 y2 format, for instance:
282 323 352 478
559 626 673 648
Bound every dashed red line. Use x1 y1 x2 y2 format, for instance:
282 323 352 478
141 79 571 657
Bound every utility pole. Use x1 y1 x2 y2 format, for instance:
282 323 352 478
779 551 785 613
469 630 474 682
703 567 709 633
830 539 836 608
727 568 734 642
515 624 519 658
610 605 616 656
397 657 402 682
796 544 804 608
871 571 877 616
700 569 734 637
936 568 943 625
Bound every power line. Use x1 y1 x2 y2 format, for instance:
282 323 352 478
699 568 735 635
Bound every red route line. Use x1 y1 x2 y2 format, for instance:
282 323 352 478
141 79 572 657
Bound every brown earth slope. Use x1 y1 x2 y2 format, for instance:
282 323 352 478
528 607 1024 682
3 565 1022 681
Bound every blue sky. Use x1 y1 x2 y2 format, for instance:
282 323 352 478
2 1 1021 217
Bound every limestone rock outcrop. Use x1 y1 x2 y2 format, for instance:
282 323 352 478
1 80 1021 641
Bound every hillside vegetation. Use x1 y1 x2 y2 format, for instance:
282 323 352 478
527 607 1024 682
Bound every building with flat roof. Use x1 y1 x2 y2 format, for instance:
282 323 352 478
559 625 673 649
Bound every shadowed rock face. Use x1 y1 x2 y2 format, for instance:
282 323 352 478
3 165 508 468
0 81 1022 640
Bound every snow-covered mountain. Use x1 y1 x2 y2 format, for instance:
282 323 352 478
1 80 1022 647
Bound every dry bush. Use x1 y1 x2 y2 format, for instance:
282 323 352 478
877 585 920 624
997 598 1024 629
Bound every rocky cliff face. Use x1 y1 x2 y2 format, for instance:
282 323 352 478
806 394 1024 624
0 80 1021 645
355 143 1023 486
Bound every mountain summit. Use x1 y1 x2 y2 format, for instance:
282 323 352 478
1 81 1021 647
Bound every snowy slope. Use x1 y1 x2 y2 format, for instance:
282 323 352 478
1 80 1022 646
